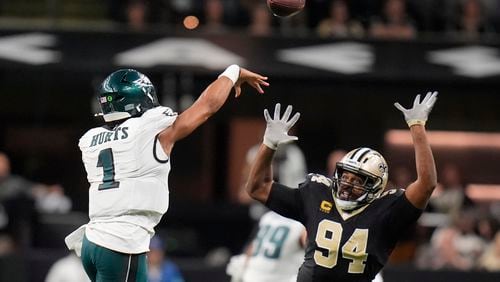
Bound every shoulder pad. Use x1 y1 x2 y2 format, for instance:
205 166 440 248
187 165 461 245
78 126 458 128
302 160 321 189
305 173 332 188
136 106 177 131
377 188 405 199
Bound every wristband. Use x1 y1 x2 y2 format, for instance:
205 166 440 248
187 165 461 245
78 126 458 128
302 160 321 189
218 64 240 85
263 139 278 150
407 119 426 128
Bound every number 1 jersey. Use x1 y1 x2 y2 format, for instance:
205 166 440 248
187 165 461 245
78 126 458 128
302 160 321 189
78 106 177 254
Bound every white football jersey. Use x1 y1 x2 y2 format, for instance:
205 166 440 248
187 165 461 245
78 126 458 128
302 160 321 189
243 211 305 282
67 106 177 254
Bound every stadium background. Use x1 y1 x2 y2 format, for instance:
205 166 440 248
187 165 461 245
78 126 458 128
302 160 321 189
0 0 500 281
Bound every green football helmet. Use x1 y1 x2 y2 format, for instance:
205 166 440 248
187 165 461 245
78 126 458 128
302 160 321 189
97 69 159 122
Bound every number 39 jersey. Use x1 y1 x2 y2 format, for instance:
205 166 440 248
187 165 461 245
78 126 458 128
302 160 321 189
78 106 177 254
266 174 422 282
243 211 305 282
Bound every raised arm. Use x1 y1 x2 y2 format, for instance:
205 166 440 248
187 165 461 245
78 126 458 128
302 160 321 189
246 104 300 203
158 65 268 155
246 144 276 203
394 92 438 209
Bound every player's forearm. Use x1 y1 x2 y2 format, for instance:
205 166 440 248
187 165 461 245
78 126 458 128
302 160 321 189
198 77 234 117
198 64 240 116
411 125 437 194
246 144 275 203
157 78 233 153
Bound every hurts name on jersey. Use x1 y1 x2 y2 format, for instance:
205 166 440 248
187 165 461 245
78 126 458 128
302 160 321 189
90 127 129 147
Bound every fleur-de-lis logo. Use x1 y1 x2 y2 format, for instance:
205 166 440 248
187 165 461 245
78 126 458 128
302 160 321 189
378 163 387 173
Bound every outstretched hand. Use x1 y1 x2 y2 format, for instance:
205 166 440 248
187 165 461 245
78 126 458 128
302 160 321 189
263 103 300 150
394 91 438 127
234 68 269 97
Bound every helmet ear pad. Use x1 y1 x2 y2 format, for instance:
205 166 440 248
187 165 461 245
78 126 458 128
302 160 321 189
332 147 388 210
98 69 159 122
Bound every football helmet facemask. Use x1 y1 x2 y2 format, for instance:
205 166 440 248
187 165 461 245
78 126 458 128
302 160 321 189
97 69 159 122
332 147 388 211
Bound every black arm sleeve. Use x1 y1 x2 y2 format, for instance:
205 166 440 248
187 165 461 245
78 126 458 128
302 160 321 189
265 182 304 223
384 192 423 236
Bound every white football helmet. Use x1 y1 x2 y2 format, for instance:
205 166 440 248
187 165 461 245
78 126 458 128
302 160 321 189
332 147 388 210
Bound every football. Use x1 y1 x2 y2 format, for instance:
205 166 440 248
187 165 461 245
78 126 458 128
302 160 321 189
267 0 306 18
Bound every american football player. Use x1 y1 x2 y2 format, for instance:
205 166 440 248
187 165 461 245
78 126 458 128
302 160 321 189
227 140 307 282
65 65 268 282
227 210 306 282
246 92 438 282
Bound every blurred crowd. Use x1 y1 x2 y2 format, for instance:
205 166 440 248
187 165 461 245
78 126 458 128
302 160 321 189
106 0 500 40
0 152 72 254
386 161 500 272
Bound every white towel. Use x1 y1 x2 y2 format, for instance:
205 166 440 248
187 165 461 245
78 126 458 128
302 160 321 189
64 225 86 257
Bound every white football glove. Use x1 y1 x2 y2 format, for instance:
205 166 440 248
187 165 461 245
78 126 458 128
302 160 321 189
394 91 438 128
263 103 300 150
225 255 246 282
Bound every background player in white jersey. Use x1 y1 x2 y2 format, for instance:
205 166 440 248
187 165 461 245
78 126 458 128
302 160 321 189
241 210 306 282
65 65 268 282
227 137 307 282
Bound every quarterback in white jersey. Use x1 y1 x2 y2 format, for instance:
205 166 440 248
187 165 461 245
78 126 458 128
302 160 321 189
243 210 306 282
65 66 268 282
79 105 177 254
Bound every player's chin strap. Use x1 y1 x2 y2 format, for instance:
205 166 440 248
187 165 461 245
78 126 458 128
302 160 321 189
333 192 368 211
94 111 132 122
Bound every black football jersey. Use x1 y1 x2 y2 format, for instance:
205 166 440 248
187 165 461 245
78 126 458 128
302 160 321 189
266 173 422 282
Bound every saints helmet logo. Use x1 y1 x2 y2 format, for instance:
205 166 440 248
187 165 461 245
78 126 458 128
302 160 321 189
378 163 387 173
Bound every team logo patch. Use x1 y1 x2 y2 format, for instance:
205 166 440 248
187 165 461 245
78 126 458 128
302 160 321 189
163 108 177 117
378 163 387 173
100 97 107 103
320 200 333 213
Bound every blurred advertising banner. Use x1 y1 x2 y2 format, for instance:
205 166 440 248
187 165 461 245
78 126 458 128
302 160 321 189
0 30 499 80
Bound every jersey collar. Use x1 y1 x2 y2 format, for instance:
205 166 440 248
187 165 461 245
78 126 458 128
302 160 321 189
331 189 370 221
